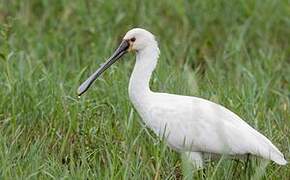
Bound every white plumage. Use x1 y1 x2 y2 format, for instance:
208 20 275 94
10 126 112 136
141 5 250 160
78 28 287 167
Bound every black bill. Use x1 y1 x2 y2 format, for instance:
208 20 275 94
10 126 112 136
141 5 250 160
77 40 129 96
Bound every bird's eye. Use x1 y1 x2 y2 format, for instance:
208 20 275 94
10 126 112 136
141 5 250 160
130 37 136 42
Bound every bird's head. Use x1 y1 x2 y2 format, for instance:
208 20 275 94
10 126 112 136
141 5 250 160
77 28 157 96
123 28 157 52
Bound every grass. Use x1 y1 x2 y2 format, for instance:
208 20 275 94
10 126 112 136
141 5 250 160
0 0 289 179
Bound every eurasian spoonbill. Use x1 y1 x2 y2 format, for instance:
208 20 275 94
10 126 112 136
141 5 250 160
78 28 287 167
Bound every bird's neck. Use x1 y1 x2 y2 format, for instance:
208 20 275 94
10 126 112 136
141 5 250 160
129 44 160 107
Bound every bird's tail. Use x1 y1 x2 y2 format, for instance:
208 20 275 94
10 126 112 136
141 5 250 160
253 133 287 165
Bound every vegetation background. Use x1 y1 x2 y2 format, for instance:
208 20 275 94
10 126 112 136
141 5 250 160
0 0 289 179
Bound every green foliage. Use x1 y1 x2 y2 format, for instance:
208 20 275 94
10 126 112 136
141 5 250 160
0 0 289 179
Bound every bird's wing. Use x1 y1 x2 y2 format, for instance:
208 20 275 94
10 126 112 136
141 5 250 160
148 93 286 165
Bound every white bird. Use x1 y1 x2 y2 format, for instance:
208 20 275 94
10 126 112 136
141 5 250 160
78 28 287 167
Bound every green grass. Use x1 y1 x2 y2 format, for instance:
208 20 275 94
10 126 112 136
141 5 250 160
0 0 289 179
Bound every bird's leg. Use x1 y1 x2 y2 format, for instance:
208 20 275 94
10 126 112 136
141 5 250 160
232 158 241 178
244 153 252 179
245 154 250 171
185 152 203 169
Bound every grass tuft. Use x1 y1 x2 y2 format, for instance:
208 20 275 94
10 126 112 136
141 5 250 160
0 0 289 179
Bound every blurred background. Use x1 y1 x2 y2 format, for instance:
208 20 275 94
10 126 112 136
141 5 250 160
0 0 289 179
